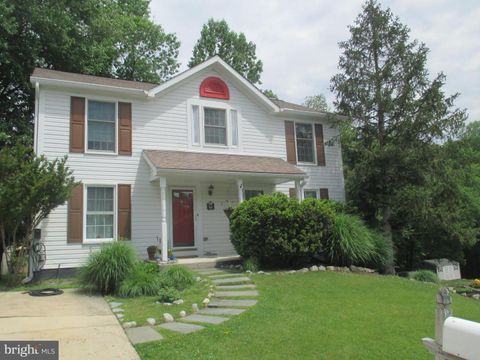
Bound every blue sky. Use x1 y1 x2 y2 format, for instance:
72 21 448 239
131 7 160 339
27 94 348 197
150 0 479 121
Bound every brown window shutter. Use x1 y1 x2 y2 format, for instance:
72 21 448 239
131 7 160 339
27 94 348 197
314 123 326 166
68 184 83 243
320 188 329 200
70 97 85 153
284 120 297 164
289 188 297 198
118 102 132 155
118 184 131 240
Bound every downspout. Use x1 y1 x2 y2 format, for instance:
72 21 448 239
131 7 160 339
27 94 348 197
22 82 40 284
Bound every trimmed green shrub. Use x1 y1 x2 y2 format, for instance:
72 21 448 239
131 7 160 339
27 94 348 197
79 241 137 295
158 287 181 302
159 265 195 290
118 262 162 297
410 270 438 283
325 213 379 266
230 193 335 266
243 257 259 272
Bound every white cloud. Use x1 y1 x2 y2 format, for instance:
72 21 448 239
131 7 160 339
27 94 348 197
150 0 480 121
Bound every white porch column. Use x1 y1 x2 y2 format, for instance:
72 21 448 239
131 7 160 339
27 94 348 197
237 178 244 203
159 176 168 262
295 180 305 201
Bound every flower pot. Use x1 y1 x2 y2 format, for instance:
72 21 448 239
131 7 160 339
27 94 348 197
147 246 157 261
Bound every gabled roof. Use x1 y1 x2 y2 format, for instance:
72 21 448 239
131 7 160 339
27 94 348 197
272 99 323 114
143 150 305 177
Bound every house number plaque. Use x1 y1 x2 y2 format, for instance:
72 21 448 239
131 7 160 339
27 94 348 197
207 201 215 210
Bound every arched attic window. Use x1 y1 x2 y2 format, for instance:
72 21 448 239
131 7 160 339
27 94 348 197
199 77 230 100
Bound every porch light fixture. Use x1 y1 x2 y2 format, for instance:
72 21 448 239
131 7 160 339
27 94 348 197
208 184 214 196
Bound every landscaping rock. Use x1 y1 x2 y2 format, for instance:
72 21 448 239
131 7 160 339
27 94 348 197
309 265 319 272
123 321 136 329
234 264 242 269
192 303 199 312
146 318 156 326
319 265 326 271
257 271 265 274
300 268 309 273
195 277 202 282
208 292 214 298
472 294 480 300
163 302 173 306
202 298 210 306
116 314 124 319
179 310 187 317
163 313 174 322
326 266 335 271
173 299 184 305
288 270 296 274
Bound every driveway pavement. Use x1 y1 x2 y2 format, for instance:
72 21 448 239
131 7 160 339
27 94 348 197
0 289 139 360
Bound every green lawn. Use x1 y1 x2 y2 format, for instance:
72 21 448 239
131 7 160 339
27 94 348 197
137 271 480 360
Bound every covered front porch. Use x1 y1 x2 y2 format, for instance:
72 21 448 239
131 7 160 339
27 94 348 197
142 150 307 262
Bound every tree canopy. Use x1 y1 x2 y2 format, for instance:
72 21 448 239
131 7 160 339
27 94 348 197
303 94 330 112
188 19 263 84
0 0 180 146
331 0 467 272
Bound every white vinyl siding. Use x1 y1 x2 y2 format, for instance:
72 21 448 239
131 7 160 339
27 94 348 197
87 100 116 152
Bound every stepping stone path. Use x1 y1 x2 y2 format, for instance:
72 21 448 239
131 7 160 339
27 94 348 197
125 326 163 344
158 268 258 336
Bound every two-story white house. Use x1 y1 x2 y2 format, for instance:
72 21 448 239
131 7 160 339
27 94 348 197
30 56 345 273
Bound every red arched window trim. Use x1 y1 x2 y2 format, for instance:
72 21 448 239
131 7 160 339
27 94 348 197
199 77 230 100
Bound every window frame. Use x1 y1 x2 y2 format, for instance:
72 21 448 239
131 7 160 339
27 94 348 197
83 183 117 244
203 107 228 146
303 189 319 199
85 99 118 155
187 99 240 150
294 121 317 165
245 189 264 200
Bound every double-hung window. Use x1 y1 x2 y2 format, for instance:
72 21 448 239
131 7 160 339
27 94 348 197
204 108 227 145
87 100 116 152
86 186 115 240
304 190 318 199
245 189 264 200
295 123 315 163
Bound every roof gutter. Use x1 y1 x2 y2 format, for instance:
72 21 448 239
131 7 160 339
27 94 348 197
30 76 151 97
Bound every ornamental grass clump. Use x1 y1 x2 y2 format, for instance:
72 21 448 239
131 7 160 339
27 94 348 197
118 262 162 297
79 241 136 295
159 265 195 290
325 213 379 267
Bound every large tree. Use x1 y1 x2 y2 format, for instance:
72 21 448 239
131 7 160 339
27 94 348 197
303 94 330 112
188 19 263 84
330 0 466 273
0 0 180 146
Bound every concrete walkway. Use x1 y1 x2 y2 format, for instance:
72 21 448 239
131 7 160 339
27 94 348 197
0 289 139 360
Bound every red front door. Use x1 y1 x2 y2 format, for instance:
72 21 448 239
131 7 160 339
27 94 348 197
172 190 195 247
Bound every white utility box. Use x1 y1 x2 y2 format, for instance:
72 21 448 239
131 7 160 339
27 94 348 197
422 259 461 281
443 316 480 359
